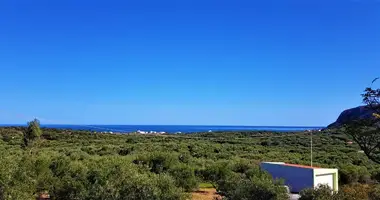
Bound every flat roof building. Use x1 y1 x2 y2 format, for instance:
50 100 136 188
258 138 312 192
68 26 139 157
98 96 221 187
261 162 338 193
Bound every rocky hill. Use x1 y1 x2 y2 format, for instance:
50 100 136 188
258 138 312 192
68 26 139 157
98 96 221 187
328 106 375 128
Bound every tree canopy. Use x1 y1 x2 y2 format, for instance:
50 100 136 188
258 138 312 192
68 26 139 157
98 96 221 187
23 118 42 147
1 124 378 199
343 78 380 164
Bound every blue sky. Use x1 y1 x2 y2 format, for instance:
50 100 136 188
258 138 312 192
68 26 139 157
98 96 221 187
0 0 379 126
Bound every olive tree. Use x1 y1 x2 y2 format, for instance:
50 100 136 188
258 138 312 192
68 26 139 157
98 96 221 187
23 118 42 147
362 78 380 118
343 78 380 164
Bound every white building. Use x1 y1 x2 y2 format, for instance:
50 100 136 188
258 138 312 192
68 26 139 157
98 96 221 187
260 162 338 193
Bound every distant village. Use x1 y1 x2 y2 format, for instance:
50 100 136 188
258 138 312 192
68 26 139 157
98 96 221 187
98 130 177 135
97 129 321 135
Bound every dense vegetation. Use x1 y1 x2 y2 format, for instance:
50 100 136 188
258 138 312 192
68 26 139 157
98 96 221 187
1 124 380 200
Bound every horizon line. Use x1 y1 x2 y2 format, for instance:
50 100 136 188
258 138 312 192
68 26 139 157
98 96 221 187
0 124 325 128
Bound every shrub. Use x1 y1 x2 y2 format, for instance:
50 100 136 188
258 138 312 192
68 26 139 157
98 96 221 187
230 159 253 174
339 164 371 185
0 153 19 200
369 185 380 200
299 185 334 200
339 183 371 200
217 173 288 200
118 147 134 156
41 132 58 141
169 165 198 192
199 162 232 187
134 152 178 174
96 145 118 156
261 141 271 146
300 184 380 200
0 185 4 200
178 153 191 163
85 162 187 200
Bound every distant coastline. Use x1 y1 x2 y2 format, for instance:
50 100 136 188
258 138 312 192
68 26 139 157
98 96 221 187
0 124 324 134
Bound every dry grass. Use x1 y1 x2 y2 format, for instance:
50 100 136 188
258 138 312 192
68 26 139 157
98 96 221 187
191 188 222 200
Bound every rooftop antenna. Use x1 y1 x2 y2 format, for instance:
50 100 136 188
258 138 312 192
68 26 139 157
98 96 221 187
310 130 313 167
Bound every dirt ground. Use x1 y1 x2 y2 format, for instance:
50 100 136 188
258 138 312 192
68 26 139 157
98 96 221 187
191 188 222 200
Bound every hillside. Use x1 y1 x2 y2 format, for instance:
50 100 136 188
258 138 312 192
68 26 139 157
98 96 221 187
328 106 375 128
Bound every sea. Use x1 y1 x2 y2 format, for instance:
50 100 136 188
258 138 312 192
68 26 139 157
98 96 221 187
0 124 324 133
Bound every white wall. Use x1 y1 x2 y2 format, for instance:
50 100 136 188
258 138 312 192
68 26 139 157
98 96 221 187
313 168 338 191
314 168 337 175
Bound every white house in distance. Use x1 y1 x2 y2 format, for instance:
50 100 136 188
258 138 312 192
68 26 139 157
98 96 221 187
260 162 338 193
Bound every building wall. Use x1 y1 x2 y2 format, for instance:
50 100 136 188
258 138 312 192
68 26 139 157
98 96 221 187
313 168 339 191
261 163 314 193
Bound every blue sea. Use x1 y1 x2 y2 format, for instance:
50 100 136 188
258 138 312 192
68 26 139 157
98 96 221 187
0 124 324 133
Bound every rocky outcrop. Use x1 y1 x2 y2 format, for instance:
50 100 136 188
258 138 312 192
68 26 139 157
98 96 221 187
328 106 375 128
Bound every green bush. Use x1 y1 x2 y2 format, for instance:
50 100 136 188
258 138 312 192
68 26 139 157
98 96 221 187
118 147 134 156
300 184 380 200
217 173 288 200
339 164 371 185
299 185 334 200
169 164 198 192
369 185 380 200
230 159 254 174
134 152 178 174
0 153 187 200
199 161 232 187
84 163 187 200
338 183 372 200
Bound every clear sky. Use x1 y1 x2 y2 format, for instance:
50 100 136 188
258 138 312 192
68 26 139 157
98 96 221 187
0 0 379 126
